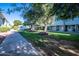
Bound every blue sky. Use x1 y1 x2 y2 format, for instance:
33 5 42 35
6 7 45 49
0 3 29 25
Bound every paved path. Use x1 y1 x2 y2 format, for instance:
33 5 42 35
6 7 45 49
0 31 39 56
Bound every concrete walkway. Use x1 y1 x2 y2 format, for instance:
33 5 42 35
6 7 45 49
0 31 39 56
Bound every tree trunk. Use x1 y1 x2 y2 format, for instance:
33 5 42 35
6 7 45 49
31 25 35 31
44 16 49 32
30 25 33 30
44 24 48 32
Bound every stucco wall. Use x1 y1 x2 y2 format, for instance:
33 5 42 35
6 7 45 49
52 17 79 26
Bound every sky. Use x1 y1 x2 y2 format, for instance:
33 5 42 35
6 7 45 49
0 3 29 25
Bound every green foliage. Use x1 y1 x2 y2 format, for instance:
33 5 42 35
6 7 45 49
49 32 79 41
33 4 54 32
19 31 46 47
0 26 10 32
23 4 54 32
23 9 43 25
12 20 22 30
13 20 22 26
19 31 79 48
9 3 79 21
40 4 54 25
53 4 79 19
8 4 79 32
22 4 44 30
12 26 18 30
23 22 30 26
23 22 27 26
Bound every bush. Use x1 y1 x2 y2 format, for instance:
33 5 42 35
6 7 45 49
12 26 18 30
0 26 10 32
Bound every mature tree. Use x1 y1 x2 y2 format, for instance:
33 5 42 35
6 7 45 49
13 20 22 26
7 4 36 30
22 4 43 31
8 3 79 32
42 4 54 32
7 3 54 31
23 10 43 30
53 4 79 19
22 4 54 32
32 4 54 32
7 3 31 15
23 9 36 30
23 21 28 26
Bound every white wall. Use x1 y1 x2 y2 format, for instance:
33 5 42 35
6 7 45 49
0 19 3 26
52 17 79 26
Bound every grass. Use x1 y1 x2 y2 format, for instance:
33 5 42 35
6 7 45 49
19 30 79 48
19 31 47 47
19 31 79 55
19 31 79 42
49 32 79 41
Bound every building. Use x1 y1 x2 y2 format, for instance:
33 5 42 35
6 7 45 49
48 17 79 32
0 13 10 26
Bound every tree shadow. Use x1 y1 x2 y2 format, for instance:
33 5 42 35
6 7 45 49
32 34 79 56
18 31 79 56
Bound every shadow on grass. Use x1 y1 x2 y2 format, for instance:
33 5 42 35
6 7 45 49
19 31 79 56
49 32 79 41
19 31 46 47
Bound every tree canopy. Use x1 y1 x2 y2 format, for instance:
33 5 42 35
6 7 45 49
13 20 22 26
53 3 79 20
6 3 79 31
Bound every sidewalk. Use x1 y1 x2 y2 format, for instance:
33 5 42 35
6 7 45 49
0 31 39 56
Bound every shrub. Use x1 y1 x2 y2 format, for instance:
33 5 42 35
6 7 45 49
0 26 10 32
12 26 18 30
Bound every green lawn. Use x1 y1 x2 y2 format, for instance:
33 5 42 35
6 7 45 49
19 31 79 47
19 31 79 55
19 31 47 47
49 32 79 41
